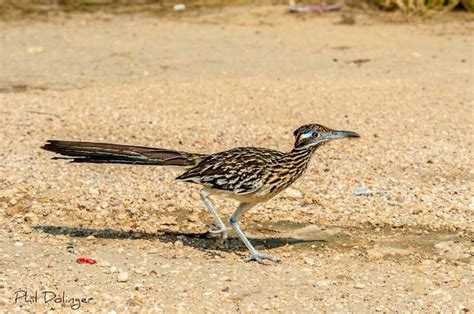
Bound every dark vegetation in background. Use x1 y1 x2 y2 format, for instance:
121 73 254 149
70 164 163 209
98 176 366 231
0 0 472 18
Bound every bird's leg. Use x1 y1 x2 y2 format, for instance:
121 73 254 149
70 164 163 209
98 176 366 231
200 189 228 241
229 202 280 264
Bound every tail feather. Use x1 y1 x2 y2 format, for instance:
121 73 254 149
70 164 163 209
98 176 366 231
41 140 206 167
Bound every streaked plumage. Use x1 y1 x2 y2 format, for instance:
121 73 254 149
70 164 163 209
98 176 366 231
42 123 359 263
176 146 315 202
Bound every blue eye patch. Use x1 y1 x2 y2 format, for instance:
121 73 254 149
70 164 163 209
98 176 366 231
301 131 313 139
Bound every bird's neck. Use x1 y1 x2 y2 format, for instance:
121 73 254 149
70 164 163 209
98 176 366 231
284 145 318 167
263 146 319 196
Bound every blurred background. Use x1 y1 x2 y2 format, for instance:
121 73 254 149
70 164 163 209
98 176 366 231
1 0 473 16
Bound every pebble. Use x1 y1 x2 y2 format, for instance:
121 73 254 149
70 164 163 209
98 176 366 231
303 195 314 204
14 242 23 247
284 188 303 199
448 280 461 288
313 280 331 287
303 256 315 266
354 283 365 289
352 187 385 196
116 272 129 283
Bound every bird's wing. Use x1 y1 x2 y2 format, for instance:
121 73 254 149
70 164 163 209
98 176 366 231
176 147 283 194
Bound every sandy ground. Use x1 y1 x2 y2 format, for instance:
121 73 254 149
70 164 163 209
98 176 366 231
0 6 473 312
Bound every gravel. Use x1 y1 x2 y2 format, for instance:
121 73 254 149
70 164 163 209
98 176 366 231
0 6 472 312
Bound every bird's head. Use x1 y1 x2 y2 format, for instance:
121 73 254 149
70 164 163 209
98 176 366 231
293 123 360 150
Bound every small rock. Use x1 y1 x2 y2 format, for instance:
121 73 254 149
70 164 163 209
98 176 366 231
285 188 303 199
117 272 129 283
161 216 177 225
313 280 331 287
303 196 314 204
354 283 365 289
303 256 315 266
14 241 23 247
174 240 184 249
352 187 385 196
448 280 461 288
173 3 186 11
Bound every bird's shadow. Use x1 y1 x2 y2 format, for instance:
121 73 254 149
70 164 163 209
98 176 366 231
33 225 325 252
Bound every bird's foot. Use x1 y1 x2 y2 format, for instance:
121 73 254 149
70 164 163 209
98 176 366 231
244 252 280 264
207 226 228 241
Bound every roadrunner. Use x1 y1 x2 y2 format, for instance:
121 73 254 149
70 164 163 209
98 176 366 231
42 123 359 263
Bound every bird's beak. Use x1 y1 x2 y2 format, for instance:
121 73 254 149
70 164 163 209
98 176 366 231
323 130 360 141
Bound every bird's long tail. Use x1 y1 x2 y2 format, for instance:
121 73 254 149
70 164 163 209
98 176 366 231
41 140 206 167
